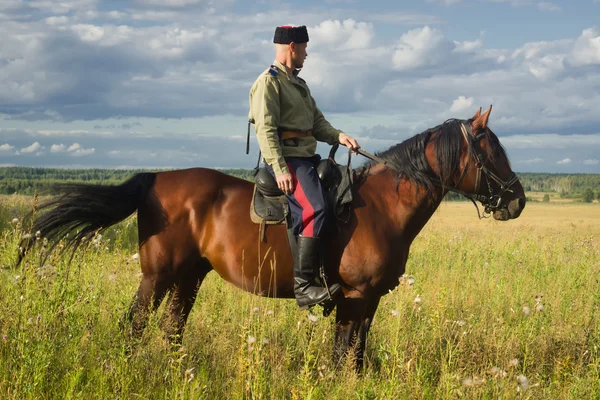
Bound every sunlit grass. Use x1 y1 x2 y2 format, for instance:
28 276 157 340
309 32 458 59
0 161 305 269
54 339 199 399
1 200 599 399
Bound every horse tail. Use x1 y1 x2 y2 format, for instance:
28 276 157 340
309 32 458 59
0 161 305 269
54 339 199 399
16 172 157 266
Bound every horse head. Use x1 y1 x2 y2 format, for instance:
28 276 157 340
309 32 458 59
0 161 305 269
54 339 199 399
448 106 526 221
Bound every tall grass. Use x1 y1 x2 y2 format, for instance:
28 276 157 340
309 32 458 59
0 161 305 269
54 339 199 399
1 199 599 399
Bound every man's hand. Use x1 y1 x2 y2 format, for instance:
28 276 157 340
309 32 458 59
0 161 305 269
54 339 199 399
339 133 360 154
277 172 294 195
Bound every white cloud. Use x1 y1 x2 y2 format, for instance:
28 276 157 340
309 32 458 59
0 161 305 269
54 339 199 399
501 134 600 149
67 143 81 152
71 147 95 156
583 159 599 165
557 158 572 164
392 26 450 70
537 2 560 12
51 144 66 152
571 28 600 66
518 157 544 164
134 0 203 7
20 142 42 153
426 0 463 5
450 96 474 112
0 143 15 151
310 19 374 50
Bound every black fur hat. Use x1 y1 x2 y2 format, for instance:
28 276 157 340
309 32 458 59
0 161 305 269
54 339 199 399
273 25 309 44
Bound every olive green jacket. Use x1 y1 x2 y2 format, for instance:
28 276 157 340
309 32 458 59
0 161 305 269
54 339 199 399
248 60 344 176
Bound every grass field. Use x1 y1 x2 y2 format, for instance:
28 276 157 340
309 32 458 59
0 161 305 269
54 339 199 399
1 196 600 399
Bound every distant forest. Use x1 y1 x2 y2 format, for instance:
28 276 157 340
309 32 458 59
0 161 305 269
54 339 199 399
1 167 599 201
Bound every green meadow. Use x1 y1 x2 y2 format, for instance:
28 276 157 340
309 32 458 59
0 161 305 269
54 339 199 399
1 195 600 399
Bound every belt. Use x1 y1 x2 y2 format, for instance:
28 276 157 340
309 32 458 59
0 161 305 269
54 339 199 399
280 130 312 140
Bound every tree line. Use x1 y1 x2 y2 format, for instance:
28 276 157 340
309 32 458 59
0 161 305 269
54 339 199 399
0 167 599 201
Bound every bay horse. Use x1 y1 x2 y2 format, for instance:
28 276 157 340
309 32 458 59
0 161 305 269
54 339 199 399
18 106 525 369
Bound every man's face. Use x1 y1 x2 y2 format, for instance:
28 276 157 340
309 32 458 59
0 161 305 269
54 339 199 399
291 42 307 69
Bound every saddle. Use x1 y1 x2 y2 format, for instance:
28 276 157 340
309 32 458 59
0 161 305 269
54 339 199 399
250 144 354 238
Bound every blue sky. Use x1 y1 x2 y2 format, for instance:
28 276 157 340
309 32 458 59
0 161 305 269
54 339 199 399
1 0 599 173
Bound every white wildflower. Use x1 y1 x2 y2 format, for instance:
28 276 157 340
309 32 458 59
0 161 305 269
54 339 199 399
517 374 529 392
308 314 318 323
131 253 140 260
522 306 531 315
535 304 544 312
508 358 519 367
391 309 400 317
11 218 18 224
414 294 422 305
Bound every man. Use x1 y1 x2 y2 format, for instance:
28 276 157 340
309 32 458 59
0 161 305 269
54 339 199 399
248 25 361 309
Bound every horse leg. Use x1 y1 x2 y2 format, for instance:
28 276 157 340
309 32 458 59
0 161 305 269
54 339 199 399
355 296 381 370
122 272 173 338
162 260 212 345
333 295 381 371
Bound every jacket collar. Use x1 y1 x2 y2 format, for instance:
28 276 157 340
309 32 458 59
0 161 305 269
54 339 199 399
273 60 301 80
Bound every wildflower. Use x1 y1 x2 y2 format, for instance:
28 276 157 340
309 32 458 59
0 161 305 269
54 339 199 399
247 335 256 352
27 317 34 324
252 306 259 313
1 335 7 343
535 303 544 312
461 377 473 387
22 233 32 239
11 218 18 224
185 367 195 381
461 376 484 387
535 295 543 304
456 320 466 327
20 295 24 302
262 338 270 345
391 309 399 317
132 253 140 260
517 374 529 392
14 275 20 281
266 310 274 316
35 230 41 239
414 294 422 305
489 366 507 378
508 358 519 367
522 306 531 315
308 314 318 323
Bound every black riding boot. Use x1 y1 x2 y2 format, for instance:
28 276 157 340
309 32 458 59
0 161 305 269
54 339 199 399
294 236 342 309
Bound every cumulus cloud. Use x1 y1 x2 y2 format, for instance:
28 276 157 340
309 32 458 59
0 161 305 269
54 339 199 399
20 142 42 153
51 144 66 152
571 28 600 67
584 159 599 165
450 96 474 112
392 26 451 71
0 143 15 151
557 158 572 164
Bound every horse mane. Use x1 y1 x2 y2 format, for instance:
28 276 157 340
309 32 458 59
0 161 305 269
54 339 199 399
366 119 470 190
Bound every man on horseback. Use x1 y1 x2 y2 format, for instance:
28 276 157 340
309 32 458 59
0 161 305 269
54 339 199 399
249 25 361 309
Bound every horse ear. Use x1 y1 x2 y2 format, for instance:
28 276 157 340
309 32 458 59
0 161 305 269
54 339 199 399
472 107 482 120
473 105 492 131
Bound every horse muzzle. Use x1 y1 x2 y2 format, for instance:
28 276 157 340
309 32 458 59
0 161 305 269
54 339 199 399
493 196 526 221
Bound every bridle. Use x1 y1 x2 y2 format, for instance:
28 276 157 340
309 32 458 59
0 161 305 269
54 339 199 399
448 121 520 218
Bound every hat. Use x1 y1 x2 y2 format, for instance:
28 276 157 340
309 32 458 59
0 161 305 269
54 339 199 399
273 25 309 44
